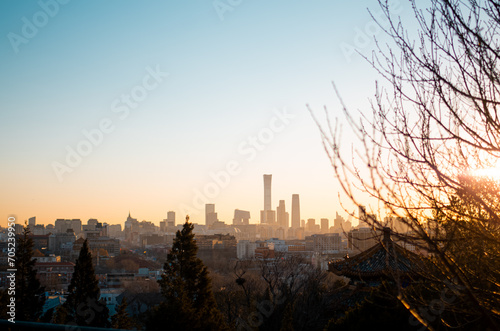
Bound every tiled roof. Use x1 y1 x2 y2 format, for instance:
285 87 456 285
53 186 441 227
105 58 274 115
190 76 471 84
329 228 422 281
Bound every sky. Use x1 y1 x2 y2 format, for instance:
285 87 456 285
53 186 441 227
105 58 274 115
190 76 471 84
0 0 411 227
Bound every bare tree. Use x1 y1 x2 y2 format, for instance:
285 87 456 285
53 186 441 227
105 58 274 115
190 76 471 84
311 0 500 329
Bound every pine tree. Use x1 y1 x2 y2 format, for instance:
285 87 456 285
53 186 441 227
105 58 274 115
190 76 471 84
150 216 229 330
111 297 135 329
53 304 69 324
63 239 109 327
15 225 45 321
280 302 295 331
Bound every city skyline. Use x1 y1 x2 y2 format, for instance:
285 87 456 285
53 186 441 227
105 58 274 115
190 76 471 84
1 1 498 329
5 173 357 228
0 1 411 227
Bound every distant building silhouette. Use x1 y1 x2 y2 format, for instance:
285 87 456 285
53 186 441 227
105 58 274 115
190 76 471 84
261 210 276 224
307 233 341 253
358 205 376 228
306 218 318 232
264 174 272 210
205 204 218 226
160 211 175 232
55 218 82 235
334 212 345 230
124 212 138 241
167 211 175 225
233 209 250 225
83 218 107 237
276 200 289 229
348 227 379 253
291 194 300 229
321 218 329 233
108 224 122 237
260 174 273 223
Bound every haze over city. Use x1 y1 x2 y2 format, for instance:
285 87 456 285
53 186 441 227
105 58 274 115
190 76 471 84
4 1 500 330
0 1 410 227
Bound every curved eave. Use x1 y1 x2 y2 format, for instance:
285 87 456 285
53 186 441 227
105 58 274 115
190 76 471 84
328 241 423 281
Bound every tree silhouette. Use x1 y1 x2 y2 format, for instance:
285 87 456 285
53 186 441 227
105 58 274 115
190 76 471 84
15 225 45 321
62 239 109 327
111 297 134 329
311 0 500 329
149 216 229 330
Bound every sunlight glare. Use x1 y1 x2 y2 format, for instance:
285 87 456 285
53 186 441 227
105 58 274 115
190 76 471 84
472 163 500 179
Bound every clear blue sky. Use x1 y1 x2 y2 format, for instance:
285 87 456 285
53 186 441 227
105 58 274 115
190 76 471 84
0 0 410 226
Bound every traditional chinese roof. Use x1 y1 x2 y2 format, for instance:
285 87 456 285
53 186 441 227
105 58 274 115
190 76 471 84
329 227 422 281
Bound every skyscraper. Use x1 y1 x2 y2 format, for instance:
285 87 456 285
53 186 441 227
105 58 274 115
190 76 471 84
277 200 289 228
167 211 175 226
291 194 300 229
264 174 272 211
261 174 273 223
205 204 218 226
233 209 250 225
306 218 316 232
321 218 329 233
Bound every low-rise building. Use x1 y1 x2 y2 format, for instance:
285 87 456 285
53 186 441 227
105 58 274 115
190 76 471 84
34 262 75 291
237 240 257 259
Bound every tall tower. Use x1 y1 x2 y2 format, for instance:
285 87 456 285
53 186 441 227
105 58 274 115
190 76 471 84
167 211 176 226
321 218 329 233
261 174 273 224
291 194 300 229
277 200 288 228
205 204 218 226
263 174 272 211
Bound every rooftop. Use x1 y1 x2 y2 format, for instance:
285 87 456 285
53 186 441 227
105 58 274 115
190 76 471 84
329 227 423 281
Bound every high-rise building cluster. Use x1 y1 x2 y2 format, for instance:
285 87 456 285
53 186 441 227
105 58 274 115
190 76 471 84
0 181 421 306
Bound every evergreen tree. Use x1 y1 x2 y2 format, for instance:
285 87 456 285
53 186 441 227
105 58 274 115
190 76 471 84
15 225 45 321
63 239 109 327
149 216 229 330
280 302 295 331
111 297 135 329
53 304 69 325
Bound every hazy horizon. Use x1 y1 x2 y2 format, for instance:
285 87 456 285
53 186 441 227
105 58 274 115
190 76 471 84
1 1 410 227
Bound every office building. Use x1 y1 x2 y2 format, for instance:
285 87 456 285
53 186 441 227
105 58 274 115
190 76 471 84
237 240 257 259
291 194 300 229
276 200 289 229
161 211 176 231
306 218 316 232
261 210 276 224
205 204 218 226
308 233 341 253
348 228 379 253
264 174 272 210
34 262 75 291
55 219 82 234
233 209 250 225
167 211 175 227
334 212 345 230
321 218 329 233
260 174 273 223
